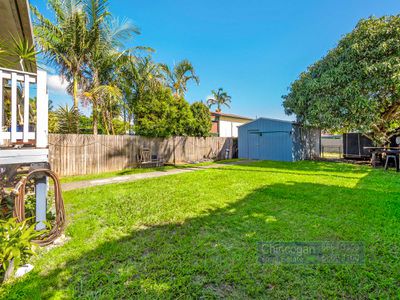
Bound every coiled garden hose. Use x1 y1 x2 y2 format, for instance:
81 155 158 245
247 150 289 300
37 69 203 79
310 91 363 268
13 168 66 246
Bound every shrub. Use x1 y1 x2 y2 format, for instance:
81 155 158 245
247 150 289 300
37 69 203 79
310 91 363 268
0 218 43 282
189 102 212 137
133 87 194 137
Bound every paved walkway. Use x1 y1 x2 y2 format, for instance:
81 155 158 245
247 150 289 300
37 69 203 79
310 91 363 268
61 161 252 191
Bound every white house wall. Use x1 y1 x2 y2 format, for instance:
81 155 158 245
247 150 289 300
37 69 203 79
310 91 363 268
219 120 243 137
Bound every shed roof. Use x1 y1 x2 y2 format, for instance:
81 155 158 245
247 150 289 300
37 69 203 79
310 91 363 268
238 117 296 128
0 0 36 72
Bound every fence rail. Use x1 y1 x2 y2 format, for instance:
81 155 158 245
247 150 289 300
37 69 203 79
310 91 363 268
49 134 237 177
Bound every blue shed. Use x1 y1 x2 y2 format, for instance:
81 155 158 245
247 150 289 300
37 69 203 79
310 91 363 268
238 118 321 162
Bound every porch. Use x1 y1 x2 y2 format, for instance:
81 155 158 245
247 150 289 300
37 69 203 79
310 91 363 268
0 67 49 165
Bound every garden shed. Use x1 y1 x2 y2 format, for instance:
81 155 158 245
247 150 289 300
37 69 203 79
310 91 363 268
238 118 321 161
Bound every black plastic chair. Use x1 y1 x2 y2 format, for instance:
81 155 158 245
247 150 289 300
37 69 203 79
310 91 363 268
384 152 399 171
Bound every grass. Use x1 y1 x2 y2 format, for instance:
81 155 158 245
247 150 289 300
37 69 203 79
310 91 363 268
1 160 400 298
321 152 342 159
60 161 220 183
59 166 175 183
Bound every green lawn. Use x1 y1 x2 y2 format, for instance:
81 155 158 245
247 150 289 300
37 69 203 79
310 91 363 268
2 161 400 298
60 161 219 183
59 166 176 183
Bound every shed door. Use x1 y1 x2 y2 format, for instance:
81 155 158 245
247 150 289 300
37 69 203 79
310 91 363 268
248 132 260 159
260 132 293 161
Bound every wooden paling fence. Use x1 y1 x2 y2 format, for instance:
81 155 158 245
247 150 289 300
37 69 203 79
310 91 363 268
49 134 237 177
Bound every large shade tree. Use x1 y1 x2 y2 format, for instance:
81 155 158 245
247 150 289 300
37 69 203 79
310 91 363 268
283 15 400 145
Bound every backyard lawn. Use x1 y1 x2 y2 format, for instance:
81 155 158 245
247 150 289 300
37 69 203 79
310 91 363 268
1 160 400 298
59 161 221 184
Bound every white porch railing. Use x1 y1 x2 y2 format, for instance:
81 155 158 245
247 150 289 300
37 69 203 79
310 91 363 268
0 67 48 148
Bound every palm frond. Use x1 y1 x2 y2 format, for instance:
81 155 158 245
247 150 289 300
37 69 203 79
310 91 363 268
84 0 109 29
104 17 140 49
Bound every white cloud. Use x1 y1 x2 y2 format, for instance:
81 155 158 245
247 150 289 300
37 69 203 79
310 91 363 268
47 75 69 93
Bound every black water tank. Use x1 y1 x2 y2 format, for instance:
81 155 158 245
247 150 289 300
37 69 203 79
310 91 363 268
343 133 373 159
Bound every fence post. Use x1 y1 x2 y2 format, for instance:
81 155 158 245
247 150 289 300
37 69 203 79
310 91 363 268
173 136 176 165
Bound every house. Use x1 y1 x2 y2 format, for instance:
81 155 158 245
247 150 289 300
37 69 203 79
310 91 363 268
0 0 48 158
238 118 321 162
0 0 49 230
210 112 252 137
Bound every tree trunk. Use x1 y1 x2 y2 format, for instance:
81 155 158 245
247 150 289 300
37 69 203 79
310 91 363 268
110 110 115 135
93 98 98 135
102 110 109 135
123 107 127 134
72 74 79 133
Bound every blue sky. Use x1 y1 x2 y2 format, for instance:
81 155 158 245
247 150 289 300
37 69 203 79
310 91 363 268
31 0 400 120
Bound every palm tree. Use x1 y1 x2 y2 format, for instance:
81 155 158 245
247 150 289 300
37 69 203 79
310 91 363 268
54 105 80 133
82 1 139 134
119 55 163 133
0 35 37 130
32 0 138 134
0 35 37 71
31 0 89 124
207 88 232 112
160 59 199 97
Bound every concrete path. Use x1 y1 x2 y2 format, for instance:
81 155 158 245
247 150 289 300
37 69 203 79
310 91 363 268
61 161 252 191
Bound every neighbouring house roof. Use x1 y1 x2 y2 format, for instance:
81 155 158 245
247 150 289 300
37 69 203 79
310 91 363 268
211 111 253 121
0 0 36 72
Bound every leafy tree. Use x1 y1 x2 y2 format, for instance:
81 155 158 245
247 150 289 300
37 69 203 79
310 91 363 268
189 102 212 137
112 118 130 135
207 88 231 112
48 111 59 133
160 59 200 97
133 87 193 137
283 16 400 145
78 115 94 134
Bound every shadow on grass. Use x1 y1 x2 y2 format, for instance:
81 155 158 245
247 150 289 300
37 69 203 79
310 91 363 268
3 163 400 299
116 166 173 176
209 166 368 181
234 160 370 173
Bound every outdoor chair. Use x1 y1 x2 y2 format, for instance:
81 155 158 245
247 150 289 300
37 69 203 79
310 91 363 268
136 148 164 168
384 152 399 172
